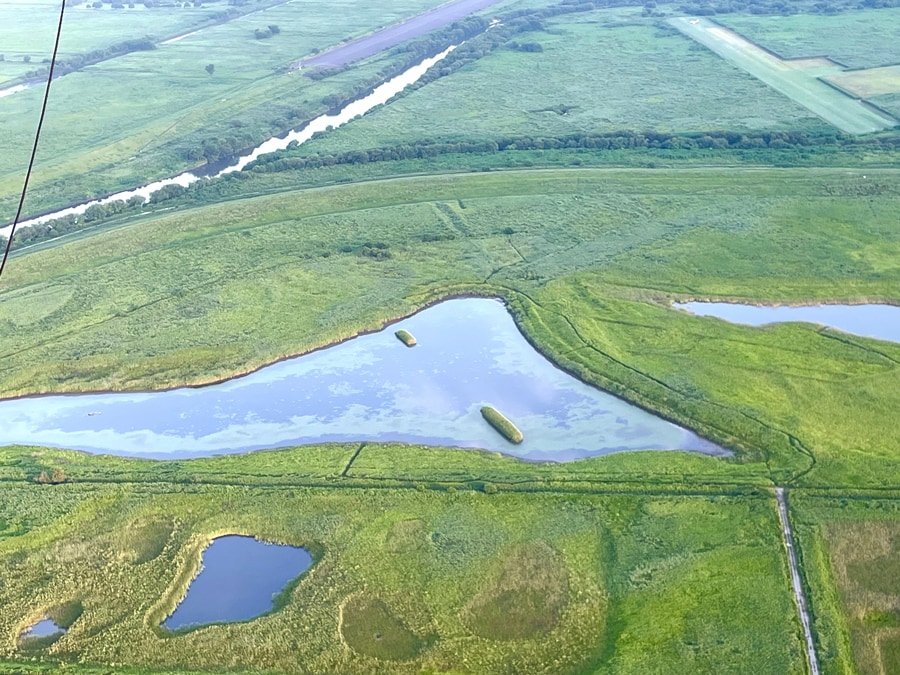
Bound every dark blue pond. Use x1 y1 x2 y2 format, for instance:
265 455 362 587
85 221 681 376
163 535 312 631
0 299 725 461
674 302 900 343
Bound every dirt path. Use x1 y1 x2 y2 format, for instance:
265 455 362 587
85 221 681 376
775 487 821 675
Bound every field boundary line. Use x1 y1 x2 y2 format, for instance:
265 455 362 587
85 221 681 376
775 487 821 675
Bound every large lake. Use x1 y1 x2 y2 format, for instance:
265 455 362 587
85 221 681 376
0 299 724 461
674 302 900 343
163 535 312 631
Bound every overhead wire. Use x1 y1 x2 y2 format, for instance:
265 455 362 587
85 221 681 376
0 0 67 282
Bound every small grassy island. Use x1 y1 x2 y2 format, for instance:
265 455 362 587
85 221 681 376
394 329 417 347
481 406 524 444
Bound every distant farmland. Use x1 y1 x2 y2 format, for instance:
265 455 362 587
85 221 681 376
669 17 898 135
827 65 900 98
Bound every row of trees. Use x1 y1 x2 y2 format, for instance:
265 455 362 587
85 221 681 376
20 37 156 82
246 129 894 175
678 0 900 16
12 127 900 250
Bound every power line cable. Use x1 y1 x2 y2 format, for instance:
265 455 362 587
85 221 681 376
0 0 67 282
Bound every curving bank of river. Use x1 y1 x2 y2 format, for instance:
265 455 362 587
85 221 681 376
0 298 725 462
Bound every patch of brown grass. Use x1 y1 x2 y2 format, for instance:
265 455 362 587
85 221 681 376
464 541 568 641
825 522 900 675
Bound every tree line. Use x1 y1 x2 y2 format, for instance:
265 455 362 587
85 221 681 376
20 37 156 83
9 128 900 250
244 129 899 174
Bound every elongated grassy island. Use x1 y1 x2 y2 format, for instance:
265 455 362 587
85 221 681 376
395 329 417 347
481 406 524 444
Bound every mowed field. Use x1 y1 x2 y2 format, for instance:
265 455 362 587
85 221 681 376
721 8 900 119
0 0 454 222
827 66 900 98
0 446 809 675
298 8 829 159
668 17 898 135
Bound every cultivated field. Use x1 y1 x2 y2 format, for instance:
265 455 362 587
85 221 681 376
827 65 900 98
668 17 898 135
297 8 829 159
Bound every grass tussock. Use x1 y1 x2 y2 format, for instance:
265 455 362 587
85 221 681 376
340 596 427 660
480 406 523 445
394 329 417 347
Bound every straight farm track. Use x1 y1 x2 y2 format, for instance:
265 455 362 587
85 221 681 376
669 17 898 134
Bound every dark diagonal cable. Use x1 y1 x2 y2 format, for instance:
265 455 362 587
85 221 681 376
0 0 67 281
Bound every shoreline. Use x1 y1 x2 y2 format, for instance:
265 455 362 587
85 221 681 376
0 288 734 462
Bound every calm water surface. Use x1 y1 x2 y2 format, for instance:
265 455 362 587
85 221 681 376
0 299 724 461
164 535 312 630
674 302 900 343
23 619 65 638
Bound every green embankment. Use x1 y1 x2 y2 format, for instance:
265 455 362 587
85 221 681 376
481 405 524 444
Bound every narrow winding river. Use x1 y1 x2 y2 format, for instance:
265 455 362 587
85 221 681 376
0 45 457 239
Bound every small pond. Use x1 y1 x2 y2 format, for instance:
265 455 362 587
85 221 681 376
163 535 312 631
674 302 900 344
0 299 725 461
22 619 66 639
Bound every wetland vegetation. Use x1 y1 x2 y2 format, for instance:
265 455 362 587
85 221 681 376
480 405 524 444
394 328 417 346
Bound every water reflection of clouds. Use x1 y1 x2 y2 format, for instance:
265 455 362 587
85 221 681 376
0 299 727 461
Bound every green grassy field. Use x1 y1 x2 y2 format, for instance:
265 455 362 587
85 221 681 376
0 447 805 674
0 0 228 85
668 17 897 135
0 4 898 671
0 0 455 221
296 7 829 160
0 166 897 490
721 9 900 70
790 495 900 675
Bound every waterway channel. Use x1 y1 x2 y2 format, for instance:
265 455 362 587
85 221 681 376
0 299 725 461
674 302 900 343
